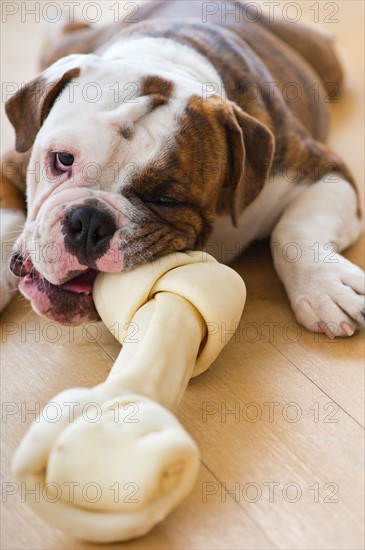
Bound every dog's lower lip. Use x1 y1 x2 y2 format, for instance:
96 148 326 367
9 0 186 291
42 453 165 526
23 267 98 294
20 270 100 324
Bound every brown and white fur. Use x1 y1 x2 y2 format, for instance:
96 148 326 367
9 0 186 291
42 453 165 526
1 0 364 335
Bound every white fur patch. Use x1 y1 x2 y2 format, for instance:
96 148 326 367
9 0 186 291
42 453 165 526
208 176 309 263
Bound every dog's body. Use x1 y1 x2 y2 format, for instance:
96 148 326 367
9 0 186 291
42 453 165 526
1 0 364 335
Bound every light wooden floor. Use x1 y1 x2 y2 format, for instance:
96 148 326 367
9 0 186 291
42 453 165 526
1 2 364 549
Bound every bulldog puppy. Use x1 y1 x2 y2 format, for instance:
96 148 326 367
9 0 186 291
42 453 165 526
1 0 364 335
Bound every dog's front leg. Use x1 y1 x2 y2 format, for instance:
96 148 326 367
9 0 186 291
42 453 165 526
0 150 28 311
271 174 364 337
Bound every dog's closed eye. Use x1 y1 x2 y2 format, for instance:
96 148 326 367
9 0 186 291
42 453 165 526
156 196 179 205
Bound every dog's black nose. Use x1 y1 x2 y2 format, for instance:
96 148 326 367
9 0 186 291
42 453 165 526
64 206 116 264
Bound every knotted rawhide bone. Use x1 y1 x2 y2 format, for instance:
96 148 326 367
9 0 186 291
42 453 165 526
12 251 246 543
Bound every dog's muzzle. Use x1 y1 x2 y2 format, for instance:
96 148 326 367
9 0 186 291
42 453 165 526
9 250 100 324
8 202 122 323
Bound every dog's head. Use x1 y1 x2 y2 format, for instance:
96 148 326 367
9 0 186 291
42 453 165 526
6 53 274 324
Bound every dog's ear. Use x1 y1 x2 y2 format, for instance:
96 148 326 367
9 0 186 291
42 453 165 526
5 57 82 153
220 100 275 226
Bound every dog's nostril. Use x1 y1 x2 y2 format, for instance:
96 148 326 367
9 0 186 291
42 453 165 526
65 206 116 260
69 217 82 234
93 225 111 241
68 209 89 240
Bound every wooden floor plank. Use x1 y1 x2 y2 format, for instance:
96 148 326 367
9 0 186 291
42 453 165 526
179 369 364 550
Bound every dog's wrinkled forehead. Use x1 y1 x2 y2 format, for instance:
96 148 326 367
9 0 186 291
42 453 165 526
52 57 172 108
6 52 180 158
42 57 176 136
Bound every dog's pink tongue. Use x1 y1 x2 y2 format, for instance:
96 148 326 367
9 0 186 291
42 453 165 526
59 269 98 294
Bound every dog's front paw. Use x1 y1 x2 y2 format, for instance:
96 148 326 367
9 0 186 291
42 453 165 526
289 254 365 337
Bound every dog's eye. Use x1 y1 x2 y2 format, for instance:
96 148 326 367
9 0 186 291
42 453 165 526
55 152 74 172
158 197 178 205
